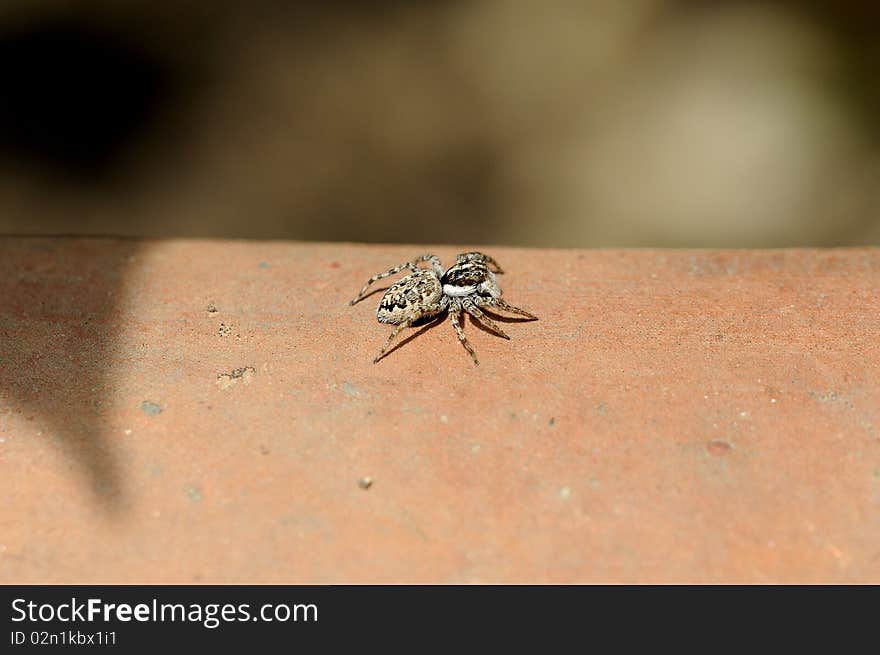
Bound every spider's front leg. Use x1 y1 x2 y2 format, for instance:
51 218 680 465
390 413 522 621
448 300 479 366
457 251 504 274
479 253 504 274
349 254 442 305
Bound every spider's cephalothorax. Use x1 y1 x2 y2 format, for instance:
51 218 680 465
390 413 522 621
349 252 537 364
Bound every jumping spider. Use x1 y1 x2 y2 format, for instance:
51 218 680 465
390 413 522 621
349 252 537 365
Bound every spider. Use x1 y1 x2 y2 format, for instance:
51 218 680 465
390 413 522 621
349 252 537 365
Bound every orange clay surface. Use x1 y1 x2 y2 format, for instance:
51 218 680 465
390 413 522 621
1 238 878 583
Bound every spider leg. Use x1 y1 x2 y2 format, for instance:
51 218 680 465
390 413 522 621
462 297 509 339
349 254 441 305
481 254 504 274
449 302 479 365
459 251 504 274
488 297 538 320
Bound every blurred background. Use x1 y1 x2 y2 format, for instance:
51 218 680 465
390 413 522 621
0 0 877 247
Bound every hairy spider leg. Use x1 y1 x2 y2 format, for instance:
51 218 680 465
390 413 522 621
448 301 478 365
456 251 504 274
480 254 504 274
487 297 538 320
350 254 442 305
462 297 510 339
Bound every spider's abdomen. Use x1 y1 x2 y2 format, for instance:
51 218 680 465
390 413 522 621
376 270 443 324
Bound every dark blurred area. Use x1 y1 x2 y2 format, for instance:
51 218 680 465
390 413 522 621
0 0 877 247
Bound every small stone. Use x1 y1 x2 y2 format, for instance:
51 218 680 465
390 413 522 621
707 440 733 457
216 366 256 389
358 477 373 490
141 401 162 416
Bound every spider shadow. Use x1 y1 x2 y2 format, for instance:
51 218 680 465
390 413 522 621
480 308 537 324
375 308 537 361
376 313 448 362
467 308 537 337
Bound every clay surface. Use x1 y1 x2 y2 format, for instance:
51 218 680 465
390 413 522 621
1 239 878 582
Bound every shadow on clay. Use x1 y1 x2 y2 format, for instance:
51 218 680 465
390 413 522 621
373 307 539 362
0 238 141 516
